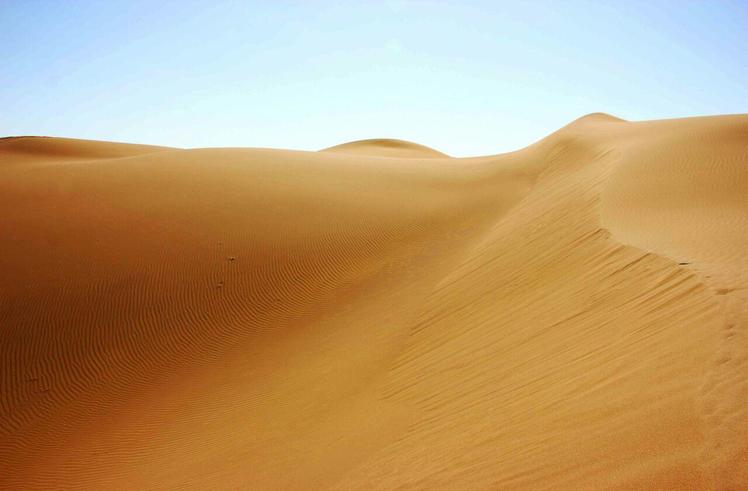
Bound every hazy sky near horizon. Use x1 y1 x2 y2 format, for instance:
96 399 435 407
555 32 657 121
2 1 746 156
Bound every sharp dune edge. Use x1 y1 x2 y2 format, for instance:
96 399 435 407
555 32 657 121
1 114 746 490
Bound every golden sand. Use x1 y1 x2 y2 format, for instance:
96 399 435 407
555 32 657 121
1 114 746 489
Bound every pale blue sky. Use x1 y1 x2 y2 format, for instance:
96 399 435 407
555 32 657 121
1 1 746 156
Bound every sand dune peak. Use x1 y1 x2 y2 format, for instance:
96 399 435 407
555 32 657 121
321 138 449 158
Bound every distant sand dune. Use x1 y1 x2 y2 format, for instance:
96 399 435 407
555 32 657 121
1 114 746 489
0 136 173 161
322 138 450 158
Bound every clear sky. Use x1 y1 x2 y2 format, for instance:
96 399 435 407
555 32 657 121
1 1 746 156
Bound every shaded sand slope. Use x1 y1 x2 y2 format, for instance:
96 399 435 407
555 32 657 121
0 115 746 489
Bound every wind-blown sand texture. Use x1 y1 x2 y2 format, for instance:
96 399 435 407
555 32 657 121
1 114 746 489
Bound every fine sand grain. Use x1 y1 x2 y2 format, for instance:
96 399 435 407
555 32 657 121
1 114 746 489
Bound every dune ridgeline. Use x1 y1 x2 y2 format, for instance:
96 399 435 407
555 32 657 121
1 114 747 489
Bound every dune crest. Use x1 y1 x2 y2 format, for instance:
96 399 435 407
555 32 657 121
0 136 174 162
570 111 626 124
1 114 746 489
321 138 449 158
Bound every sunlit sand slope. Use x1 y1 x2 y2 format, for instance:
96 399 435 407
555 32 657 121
322 138 450 158
1 114 746 489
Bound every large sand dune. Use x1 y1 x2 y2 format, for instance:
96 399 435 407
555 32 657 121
1 114 746 489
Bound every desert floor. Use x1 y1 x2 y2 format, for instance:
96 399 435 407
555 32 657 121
1 114 746 489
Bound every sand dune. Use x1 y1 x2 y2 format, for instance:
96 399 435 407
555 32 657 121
322 138 450 158
1 114 746 489
0 136 172 162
